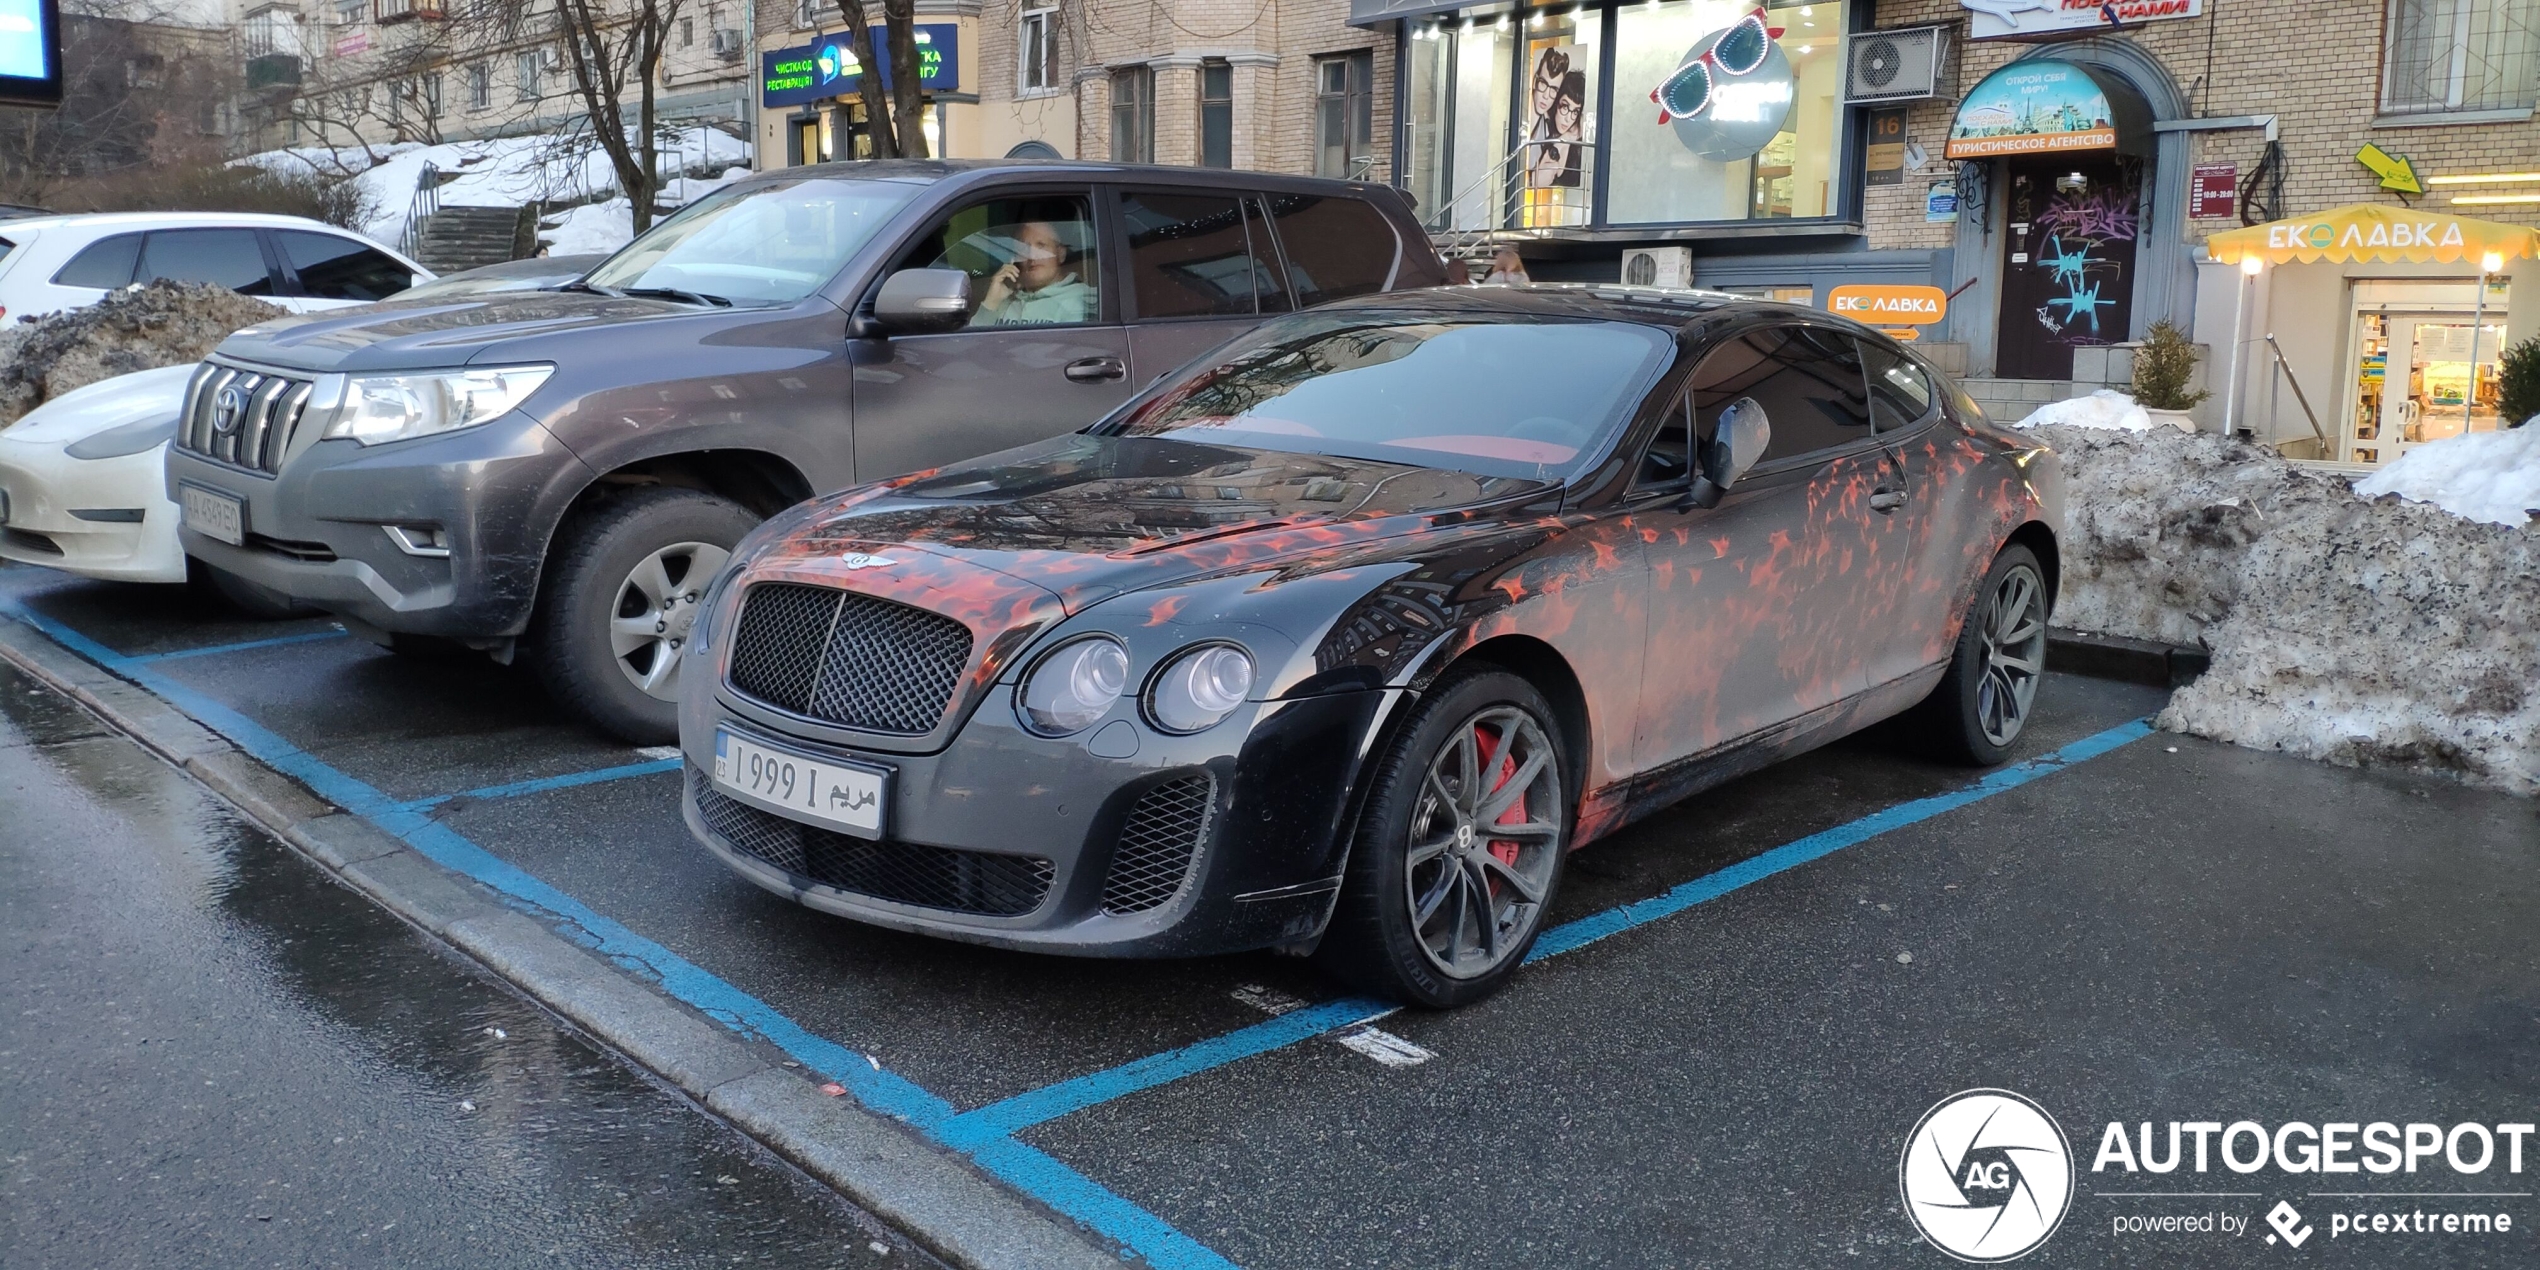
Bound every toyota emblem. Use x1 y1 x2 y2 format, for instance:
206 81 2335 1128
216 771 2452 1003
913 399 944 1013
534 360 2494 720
211 385 247 435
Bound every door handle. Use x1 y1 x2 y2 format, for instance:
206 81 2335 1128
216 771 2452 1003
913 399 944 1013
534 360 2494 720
1870 486 1907 514
1064 357 1126 383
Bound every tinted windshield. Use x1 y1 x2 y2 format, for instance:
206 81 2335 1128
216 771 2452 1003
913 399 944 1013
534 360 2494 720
1107 312 1674 480
584 177 920 305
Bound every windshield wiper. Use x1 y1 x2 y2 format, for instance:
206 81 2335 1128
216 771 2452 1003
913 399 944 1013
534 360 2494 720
553 279 621 297
619 285 732 308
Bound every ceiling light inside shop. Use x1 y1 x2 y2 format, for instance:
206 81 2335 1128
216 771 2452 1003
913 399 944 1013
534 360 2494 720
2451 194 2540 205
2425 172 2540 186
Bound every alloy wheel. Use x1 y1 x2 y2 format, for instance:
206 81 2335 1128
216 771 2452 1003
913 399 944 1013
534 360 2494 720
1975 562 2047 747
610 541 728 701
1403 705 1565 979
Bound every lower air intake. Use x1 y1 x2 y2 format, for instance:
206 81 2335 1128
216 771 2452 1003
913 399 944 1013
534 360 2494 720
691 768 1053 918
1101 774 1215 915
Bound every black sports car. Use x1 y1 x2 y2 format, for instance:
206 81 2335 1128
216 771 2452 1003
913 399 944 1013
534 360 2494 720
677 286 2063 1006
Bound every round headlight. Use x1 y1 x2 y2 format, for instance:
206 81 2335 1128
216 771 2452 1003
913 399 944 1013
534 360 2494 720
1146 644 1255 734
1019 636 1129 736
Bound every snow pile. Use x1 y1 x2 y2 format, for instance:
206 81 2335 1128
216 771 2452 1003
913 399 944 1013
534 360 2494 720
534 168 749 255
244 126 750 249
2012 388 2155 432
2032 422 2540 795
0 283 284 425
2353 424 2540 528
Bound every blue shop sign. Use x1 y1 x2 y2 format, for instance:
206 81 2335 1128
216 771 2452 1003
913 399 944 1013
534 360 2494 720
763 23 959 109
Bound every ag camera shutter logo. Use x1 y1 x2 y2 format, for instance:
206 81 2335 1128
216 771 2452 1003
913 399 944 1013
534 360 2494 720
1901 1089 2075 1262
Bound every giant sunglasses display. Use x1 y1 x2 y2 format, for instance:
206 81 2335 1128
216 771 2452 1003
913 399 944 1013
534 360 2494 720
1649 5 1784 124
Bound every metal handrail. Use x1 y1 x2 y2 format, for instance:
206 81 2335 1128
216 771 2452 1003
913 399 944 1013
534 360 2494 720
2263 333 2329 445
398 162 443 260
1430 137 1598 263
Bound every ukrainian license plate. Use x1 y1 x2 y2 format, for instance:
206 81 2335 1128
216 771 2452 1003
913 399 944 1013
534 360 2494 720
712 729 888 839
179 484 246 546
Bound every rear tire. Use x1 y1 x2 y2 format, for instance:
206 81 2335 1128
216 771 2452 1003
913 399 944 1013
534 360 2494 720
525 487 759 745
1907 544 2048 766
1316 668 1570 1009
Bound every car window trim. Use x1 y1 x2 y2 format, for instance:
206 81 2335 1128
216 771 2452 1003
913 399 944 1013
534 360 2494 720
1110 184 1271 325
859 180 1114 329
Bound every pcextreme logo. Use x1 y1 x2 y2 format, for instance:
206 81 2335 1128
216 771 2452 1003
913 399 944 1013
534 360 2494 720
1900 1089 2075 1262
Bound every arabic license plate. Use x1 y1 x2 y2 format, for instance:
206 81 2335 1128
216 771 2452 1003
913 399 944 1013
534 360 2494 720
712 729 888 839
179 484 246 546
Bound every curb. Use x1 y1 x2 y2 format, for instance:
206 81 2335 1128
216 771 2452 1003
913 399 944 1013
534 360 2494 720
2048 627 2210 690
0 613 1128 1270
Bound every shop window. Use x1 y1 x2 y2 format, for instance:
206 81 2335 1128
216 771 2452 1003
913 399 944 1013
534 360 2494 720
1314 50 1375 179
1118 191 1279 319
1199 60 1234 169
1609 1 1844 225
2381 0 2540 114
1020 7 1057 93
1111 66 1154 163
1403 21 1453 223
1516 11 1599 227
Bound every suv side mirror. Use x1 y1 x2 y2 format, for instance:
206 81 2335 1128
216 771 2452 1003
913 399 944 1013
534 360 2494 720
864 268 972 336
1683 396 1771 509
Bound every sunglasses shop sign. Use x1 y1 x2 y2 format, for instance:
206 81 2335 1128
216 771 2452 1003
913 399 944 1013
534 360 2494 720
1960 0 2204 41
1653 7 1796 162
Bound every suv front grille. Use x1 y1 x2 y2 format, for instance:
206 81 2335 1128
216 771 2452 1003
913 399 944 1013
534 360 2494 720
177 362 317 475
691 768 1053 917
725 582 973 734
1102 774 1215 915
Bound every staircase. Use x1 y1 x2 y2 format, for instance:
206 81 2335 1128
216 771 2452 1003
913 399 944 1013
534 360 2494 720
408 205 523 275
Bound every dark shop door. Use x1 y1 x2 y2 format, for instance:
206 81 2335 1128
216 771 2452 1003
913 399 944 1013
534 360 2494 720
1996 158 2141 380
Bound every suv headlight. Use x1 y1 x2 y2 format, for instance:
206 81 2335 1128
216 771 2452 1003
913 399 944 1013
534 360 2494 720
1145 644 1254 734
322 365 554 446
1018 636 1129 736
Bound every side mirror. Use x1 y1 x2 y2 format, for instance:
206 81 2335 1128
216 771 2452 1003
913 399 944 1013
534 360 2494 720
864 268 972 336
1682 396 1771 509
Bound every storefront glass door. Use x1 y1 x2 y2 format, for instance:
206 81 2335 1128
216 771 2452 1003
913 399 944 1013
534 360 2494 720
2346 308 2510 465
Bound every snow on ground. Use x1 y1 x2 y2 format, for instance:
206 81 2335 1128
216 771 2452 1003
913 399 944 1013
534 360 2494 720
2011 388 2155 432
2353 422 2540 528
244 127 749 249
534 168 749 255
2027 421 2539 795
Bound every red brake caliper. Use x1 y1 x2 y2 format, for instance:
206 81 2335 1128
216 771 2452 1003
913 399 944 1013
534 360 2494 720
1471 726 1527 894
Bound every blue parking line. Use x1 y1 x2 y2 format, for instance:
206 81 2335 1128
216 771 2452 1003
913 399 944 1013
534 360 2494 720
944 716 2158 1139
403 758 683 811
0 596 1234 1270
126 627 349 662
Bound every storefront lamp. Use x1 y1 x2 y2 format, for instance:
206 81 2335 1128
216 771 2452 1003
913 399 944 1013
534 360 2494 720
2239 254 2265 277
2480 250 2506 275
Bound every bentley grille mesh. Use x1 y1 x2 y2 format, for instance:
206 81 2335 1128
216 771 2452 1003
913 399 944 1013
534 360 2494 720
725 582 973 734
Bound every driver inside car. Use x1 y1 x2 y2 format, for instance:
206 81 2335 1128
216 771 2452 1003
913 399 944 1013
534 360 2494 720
969 220 1091 326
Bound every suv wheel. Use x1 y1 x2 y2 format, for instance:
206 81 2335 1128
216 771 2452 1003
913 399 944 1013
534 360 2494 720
528 487 759 744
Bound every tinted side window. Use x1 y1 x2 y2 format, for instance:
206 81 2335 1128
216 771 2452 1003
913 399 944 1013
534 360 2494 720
1636 391 1700 488
53 233 144 289
1118 190 1279 320
138 230 275 294
891 192 1099 329
1262 194 1396 307
1686 326 1872 466
1859 339 1936 433
279 231 414 301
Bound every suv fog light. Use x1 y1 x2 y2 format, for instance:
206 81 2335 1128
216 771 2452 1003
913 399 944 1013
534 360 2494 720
1145 644 1254 734
1019 636 1129 736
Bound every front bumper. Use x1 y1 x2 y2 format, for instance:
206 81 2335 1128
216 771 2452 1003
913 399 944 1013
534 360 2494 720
165 408 591 641
681 676 1398 958
0 440 187 584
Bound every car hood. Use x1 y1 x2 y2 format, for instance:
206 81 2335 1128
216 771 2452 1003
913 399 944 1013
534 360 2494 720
0 364 193 446
210 289 727 373
745 433 1559 617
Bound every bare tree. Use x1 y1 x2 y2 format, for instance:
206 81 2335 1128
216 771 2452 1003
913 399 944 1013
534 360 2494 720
879 0 926 158
556 0 685 232
831 0 894 159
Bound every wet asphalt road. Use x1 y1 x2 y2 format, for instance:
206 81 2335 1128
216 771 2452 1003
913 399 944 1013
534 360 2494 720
5 560 2538 1268
0 659 938 1269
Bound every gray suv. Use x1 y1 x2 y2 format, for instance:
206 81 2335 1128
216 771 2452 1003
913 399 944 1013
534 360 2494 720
163 160 1443 741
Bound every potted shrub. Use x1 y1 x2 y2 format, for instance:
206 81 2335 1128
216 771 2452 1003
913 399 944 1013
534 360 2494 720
2499 335 2538 428
2131 319 2208 431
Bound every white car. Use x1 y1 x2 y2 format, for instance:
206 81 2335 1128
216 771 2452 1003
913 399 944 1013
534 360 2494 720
0 366 200 582
0 211 433 324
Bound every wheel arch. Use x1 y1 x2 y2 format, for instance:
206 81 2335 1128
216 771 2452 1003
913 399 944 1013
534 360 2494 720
2004 519 2060 618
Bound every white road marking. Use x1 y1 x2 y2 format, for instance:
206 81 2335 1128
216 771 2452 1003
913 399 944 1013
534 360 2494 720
1231 984 1307 1015
635 745 681 760
1231 985 1432 1067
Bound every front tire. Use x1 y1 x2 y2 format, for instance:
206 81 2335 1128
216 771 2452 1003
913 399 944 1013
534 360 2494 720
1317 669 1570 1008
526 487 759 744
1909 543 2049 766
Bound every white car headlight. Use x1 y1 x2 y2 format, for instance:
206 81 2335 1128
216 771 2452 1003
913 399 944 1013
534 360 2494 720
1145 644 1254 734
1018 636 1129 736
322 365 554 446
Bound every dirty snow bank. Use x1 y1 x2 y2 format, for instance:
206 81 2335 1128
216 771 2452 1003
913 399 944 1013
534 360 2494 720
2018 388 2155 432
2024 422 2539 795
0 283 284 425
2353 423 2540 527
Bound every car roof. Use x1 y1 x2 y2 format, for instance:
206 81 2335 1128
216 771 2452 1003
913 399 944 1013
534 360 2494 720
0 210 382 237
726 157 1402 199
1310 283 1820 331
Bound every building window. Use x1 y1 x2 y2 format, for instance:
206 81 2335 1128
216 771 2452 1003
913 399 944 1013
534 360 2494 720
794 0 819 31
467 60 489 110
1199 59 1233 168
2381 0 2540 114
423 71 442 118
1314 50 1374 179
334 0 363 23
516 50 543 101
1020 6 1057 92
1111 65 1153 163
680 17 694 47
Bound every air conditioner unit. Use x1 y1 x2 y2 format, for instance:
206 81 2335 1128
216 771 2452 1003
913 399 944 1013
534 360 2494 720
709 28 744 59
1620 246 1691 289
1843 25 1950 104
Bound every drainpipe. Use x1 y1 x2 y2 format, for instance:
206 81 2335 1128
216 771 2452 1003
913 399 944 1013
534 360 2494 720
742 0 757 168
